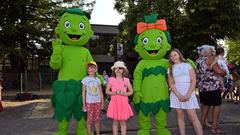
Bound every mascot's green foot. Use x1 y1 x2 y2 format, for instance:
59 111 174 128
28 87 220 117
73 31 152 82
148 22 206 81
53 119 69 135
137 130 150 135
156 128 172 135
76 119 88 135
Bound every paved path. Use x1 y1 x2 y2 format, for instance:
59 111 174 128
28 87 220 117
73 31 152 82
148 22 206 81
1 97 240 135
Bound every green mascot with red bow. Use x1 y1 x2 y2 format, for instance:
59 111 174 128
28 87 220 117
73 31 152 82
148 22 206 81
50 8 94 135
133 14 172 135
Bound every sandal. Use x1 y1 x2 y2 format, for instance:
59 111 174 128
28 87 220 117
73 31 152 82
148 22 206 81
210 128 217 134
203 122 212 129
210 127 224 134
215 127 225 134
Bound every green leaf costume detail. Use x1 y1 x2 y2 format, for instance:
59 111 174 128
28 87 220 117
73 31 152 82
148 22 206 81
133 14 172 135
51 80 86 122
142 66 167 80
134 98 170 116
96 73 105 85
50 8 93 135
144 13 158 23
58 8 91 19
186 58 196 69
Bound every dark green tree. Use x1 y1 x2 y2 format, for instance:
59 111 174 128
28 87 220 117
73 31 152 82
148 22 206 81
0 0 95 72
226 34 240 65
0 0 95 89
114 0 240 58
114 0 190 58
0 0 59 72
61 0 95 13
183 0 240 53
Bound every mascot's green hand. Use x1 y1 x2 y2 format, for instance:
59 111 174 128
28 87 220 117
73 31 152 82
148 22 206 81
50 38 63 69
52 38 63 53
133 92 142 104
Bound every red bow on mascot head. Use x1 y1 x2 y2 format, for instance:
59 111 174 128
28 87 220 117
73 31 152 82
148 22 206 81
137 19 167 34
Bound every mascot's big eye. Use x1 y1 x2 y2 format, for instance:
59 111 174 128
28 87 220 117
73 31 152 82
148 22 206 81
142 37 148 45
156 37 162 44
79 23 85 29
64 21 71 28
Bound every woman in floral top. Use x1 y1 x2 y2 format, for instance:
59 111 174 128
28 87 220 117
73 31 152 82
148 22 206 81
196 45 223 134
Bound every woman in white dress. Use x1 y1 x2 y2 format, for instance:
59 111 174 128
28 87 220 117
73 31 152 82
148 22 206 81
168 49 203 135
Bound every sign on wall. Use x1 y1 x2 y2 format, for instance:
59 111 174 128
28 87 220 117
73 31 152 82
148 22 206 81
117 43 123 56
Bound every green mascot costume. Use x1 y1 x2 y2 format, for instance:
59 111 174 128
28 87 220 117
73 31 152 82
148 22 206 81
50 8 93 135
133 14 172 135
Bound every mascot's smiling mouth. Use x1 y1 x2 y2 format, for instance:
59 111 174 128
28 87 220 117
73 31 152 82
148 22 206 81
147 50 159 55
67 34 81 40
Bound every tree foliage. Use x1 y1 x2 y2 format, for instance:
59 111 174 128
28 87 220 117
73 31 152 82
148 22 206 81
0 0 95 71
114 0 240 58
226 34 240 65
184 0 240 49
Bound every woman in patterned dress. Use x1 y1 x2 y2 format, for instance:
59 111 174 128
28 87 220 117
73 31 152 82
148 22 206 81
196 45 224 133
168 49 203 135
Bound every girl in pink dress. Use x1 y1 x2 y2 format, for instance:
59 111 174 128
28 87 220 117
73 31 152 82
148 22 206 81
106 61 133 135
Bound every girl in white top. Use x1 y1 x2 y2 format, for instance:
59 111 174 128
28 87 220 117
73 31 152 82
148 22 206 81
168 49 203 135
82 61 104 135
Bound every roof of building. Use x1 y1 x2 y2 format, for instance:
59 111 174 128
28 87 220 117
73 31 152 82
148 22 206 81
91 24 119 35
92 54 115 63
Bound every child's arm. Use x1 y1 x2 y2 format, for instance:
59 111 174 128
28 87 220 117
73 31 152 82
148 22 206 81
124 83 133 96
82 84 87 111
105 82 117 95
184 68 196 101
167 73 185 102
99 85 104 109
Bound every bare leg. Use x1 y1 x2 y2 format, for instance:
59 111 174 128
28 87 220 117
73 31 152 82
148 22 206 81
120 120 127 135
113 120 119 135
201 105 210 127
87 123 92 135
212 105 221 129
186 109 203 135
176 108 185 135
95 121 100 135
206 106 213 127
